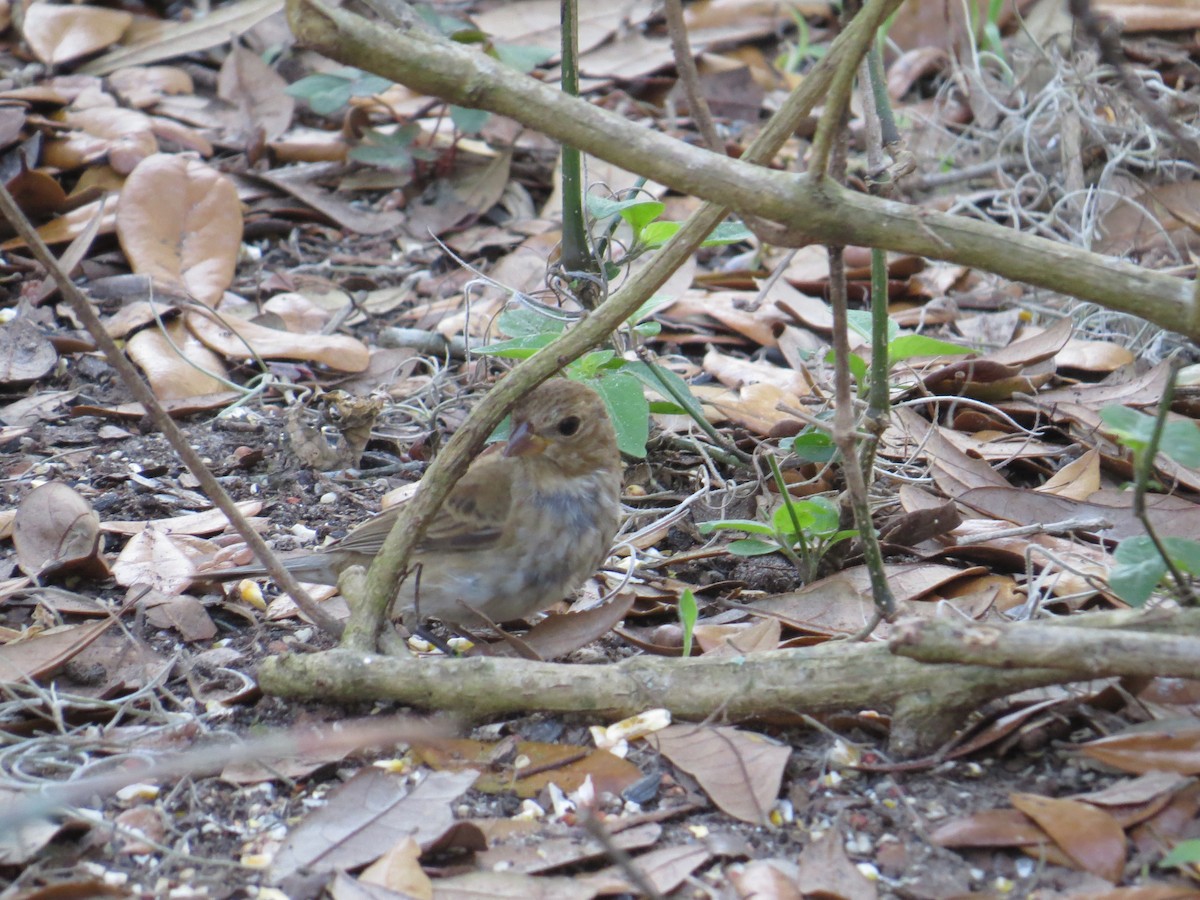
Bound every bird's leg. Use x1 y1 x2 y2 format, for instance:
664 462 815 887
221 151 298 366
454 600 542 660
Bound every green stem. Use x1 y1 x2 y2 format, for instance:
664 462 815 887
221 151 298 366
558 0 600 308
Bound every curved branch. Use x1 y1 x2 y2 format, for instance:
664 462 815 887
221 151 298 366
288 0 1198 339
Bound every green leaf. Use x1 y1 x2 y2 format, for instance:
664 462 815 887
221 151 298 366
803 495 841 535
1162 421 1200 469
447 27 488 43
728 538 780 556
473 333 557 358
639 220 680 249
286 71 362 115
1160 839 1200 868
827 350 869 396
633 321 662 337
496 307 566 338
492 42 555 73
678 588 697 658
1110 536 1167 605
700 220 753 246
415 5 474 37
349 143 415 171
618 201 665 236
784 430 836 463
888 334 970 363
349 73 394 97
1100 406 1157 453
629 294 675 324
587 194 656 221
773 501 816 535
1163 536 1200 574
623 361 707 424
351 124 427 170
846 309 898 344
585 372 649 458
698 519 777 537
574 349 617 377
450 105 489 134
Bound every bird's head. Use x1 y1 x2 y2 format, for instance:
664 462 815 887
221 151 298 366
503 379 619 475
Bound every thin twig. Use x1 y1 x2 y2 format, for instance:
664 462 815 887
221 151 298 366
0 186 345 638
663 0 723 154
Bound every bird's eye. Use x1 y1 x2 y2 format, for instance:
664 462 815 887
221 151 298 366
557 416 581 437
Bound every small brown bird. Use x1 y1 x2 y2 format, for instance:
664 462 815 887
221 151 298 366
210 379 622 631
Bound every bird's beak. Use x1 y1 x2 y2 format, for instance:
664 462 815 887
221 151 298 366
504 421 548 457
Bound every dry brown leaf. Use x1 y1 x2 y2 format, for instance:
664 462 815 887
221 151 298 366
703 347 812 395
698 381 801 434
930 808 1048 848
77 0 283 75
102 502 265 538
21 3 132 65
1078 727 1200 775
358 837 431 899
249 163 405 236
44 107 158 174
143 592 217 642
0 317 57 386
117 154 242 307
1010 793 1127 882
261 292 332 333
0 618 120 683
647 723 789 825
1058 339 1136 375
421 870 597 899
579 843 712 896
413 738 641 799
5 167 69 220
755 564 990 639
475 823 661 875
795 827 878 900
1038 448 1102 500
268 768 478 882
126 319 230 401
664 289 790 347
216 43 294 141
12 482 106 580
111 526 216 594
728 859 802 900
185 308 370 372
220 738 355 785
481 590 636 660
0 195 118 250
695 616 782 655
475 0 655 55
958 485 1200 541
107 65 194 108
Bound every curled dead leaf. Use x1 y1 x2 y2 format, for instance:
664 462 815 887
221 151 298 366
126 320 230 400
116 154 243 307
21 3 132 65
186 308 370 373
12 482 108 580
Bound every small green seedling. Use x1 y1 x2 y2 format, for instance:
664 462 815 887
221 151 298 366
699 491 856 584
678 588 698 658
586 194 752 259
1101 404 1200 605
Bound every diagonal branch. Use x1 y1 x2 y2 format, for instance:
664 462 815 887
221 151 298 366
287 0 1199 340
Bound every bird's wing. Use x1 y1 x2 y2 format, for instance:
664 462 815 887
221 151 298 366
330 450 512 557
419 452 512 552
